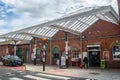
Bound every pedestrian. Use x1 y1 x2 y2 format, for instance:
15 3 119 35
31 52 36 65
31 52 34 61
83 57 88 68
33 54 36 65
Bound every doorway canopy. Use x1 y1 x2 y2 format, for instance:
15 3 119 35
0 5 119 41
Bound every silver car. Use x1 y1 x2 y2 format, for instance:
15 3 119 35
2 55 23 66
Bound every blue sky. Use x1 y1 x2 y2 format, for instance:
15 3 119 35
0 0 118 35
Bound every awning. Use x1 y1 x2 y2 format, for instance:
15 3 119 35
0 5 119 41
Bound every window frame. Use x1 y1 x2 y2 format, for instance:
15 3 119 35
112 44 120 60
53 47 59 60
71 47 79 59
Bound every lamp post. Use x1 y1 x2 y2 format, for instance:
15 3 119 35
42 37 47 71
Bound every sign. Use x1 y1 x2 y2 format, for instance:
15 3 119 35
43 51 46 62
42 45 46 50
61 57 66 66
103 51 109 61
43 58 45 62
83 52 87 59
31 53 34 60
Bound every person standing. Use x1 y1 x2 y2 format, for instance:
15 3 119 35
83 57 88 68
31 52 36 65
33 54 36 65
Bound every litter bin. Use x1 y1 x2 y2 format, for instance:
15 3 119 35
101 60 106 69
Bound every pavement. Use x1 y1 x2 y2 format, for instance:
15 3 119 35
0 62 120 80
25 64 120 80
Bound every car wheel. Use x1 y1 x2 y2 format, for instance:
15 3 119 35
12 62 16 66
19 63 23 66
9 62 13 66
3 62 6 66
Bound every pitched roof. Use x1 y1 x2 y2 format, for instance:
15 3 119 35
0 5 119 42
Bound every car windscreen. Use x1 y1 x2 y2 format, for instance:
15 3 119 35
4 55 10 59
14 56 20 59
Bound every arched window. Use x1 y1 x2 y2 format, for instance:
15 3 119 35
71 47 79 59
26 48 29 63
53 47 59 60
17 48 22 59
36 49 40 60
112 44 120 60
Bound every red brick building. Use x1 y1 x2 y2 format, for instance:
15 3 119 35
0 1 120 68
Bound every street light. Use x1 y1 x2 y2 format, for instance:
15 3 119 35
42 37 47 71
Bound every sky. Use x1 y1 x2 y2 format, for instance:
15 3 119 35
0 0 118 35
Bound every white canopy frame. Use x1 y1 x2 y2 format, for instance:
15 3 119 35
0 5 119 41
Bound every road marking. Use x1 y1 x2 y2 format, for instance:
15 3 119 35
24 75 51 80
9 77 24 80
36 73 70 80
6 72 11 75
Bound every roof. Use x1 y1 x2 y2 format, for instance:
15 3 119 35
0 5 119 42
0 40 30 45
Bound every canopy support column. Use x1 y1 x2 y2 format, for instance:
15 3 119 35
33 37 37 65
14 40 17 55
80 34 83 64
65 32 69 68
50 39 52 64
29 41 32 63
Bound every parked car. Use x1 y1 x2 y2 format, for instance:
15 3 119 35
2 55 23 66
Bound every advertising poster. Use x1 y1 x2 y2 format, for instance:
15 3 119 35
103 51 109 61
61 57 66 66
83 52 87 59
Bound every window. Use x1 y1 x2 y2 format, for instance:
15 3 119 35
71 47 79 59
112 44 120 60
53 47 59 60
36 49 40 60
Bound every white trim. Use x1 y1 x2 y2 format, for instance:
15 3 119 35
87 44 100 47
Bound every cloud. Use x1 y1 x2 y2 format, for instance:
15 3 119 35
2 0 117 19
2 0 84 18
0 28 10 35
10 12 44 31
0 0 118 33
0 20 5 26
1 0 86 32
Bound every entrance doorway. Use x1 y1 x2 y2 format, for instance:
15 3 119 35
87 45 101 67
89 51 100 67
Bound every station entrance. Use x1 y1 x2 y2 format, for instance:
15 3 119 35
87 45 101 67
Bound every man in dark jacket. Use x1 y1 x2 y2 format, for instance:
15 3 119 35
83 57 88 68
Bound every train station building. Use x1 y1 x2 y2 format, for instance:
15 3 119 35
0 1 120 68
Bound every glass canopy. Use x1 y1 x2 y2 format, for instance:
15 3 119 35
0 5 119 41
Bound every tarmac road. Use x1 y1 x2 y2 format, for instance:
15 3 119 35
0 67 96 80
0 62 120 80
